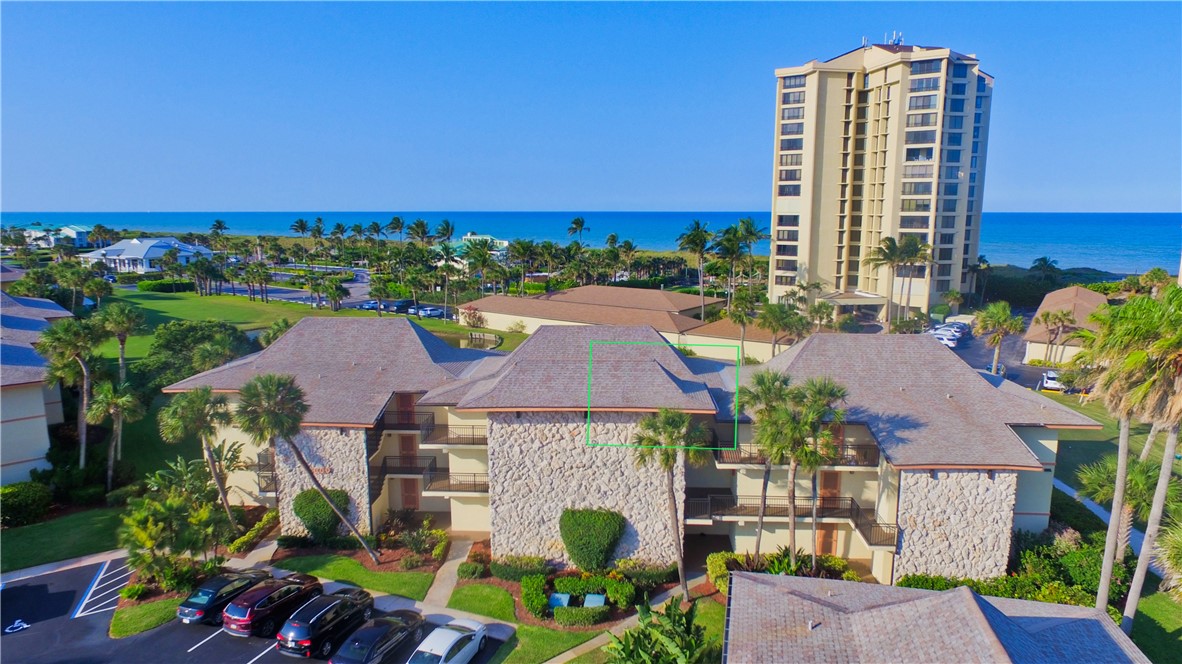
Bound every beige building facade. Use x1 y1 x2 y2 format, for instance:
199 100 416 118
767 43 993 320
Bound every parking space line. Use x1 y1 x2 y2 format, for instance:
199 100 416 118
71 561 108 619
187 629 224 652
246 643 276 664
92 569 133 590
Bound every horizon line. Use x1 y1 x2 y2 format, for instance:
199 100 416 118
2 210 1180 215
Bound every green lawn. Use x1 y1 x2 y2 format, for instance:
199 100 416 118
488 625 603 664
447 583 517 622
1045 392 1171 485
0 508 122 573
109 597 183 638
274 554 434 601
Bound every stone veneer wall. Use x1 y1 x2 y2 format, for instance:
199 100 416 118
488 412 685 565
275 427 371 536
893 469 1017 580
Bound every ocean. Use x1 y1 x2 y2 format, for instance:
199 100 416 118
1 210 1178 276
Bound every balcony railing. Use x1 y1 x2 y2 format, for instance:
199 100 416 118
383 411 435 434
685 494 897 548
423 425 488 447
255 454 276 493
714 444 880 468
424 472 489 493
370 455 437 476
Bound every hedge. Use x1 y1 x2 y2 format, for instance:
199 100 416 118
136 279 195 293
0 481 53 527
554 605 611 626
614 559 676 589
552 576 636 609
292 488 351 542
105 482 146 507
115 273 155 285
228 510 278 554
490 555 554 582
276 535 314 549
559 508 625 571
457 562 485 579
706 551 740 595
521 574 548 618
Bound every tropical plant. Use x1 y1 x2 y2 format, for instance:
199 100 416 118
710 225 746 312
567 217 588 243
974 301 1025 376
259 318 292 347
632 409 711 599
86 381 145 491
603 596 716 664
158 386 240 532
37 318 110 468
730 290 755 362
1034 309 1077 363
677 220 714 319
1078 455 1181 567
735 369 793 560
898 235 932 316
942 289 964 310
1030 256 1061 282
861 237 906 329
756 303 804 355
94 302 145 383
84 277 113 308
807 301 835 332
797 377 848 574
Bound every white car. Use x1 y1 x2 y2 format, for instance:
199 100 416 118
1042 371 1065 391
406 619 487 664
935 335 958 349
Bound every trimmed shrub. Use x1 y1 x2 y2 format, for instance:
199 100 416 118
457 562 485 580
490 555 554 582
120 583 148 601
706 551 740 595
521 574 548 618
0 481 53 527
554 576 606 596
106 482 146 508
68 484 107 506
276 535 314 549
136 279 195 293
896 574 963 591
554 605 612 626
115 273 153 285
292 488 350 542
841 569 861 582
430 530 450 561
614 559 676 589
228 509 279 554
555 505 624 569
605 578 636 608
401 553 425 570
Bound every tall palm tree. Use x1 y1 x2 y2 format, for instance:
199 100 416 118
796 377 848 573
1078 455 1180 568
617 240 638 279
737 217 769 299
536 241 561 285
711 226 746 312
898 236 932 318
1030 256 1060 282
461 239 496 293
974 301 1025 376
735 369 793 560
1035 309 1077 363
567 217 588 243
407 219 433 246
84 277 113 308
95 302 145 383
861 237 906 329
385 216 405 244
87 381 145 491
756 303 793 355
730 290 755 362
677 220 714 320
236 374 379 561
291 218 309 238
38 318 109 468
158 386 240 532
435 220 455 245
632 409 710 599
507 239 536 297
436 243 459 317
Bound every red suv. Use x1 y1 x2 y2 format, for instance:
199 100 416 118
222 573 322 638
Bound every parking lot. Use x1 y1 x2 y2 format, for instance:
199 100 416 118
1 561 506 664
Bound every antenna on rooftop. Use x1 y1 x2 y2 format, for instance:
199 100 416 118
861 36 868 48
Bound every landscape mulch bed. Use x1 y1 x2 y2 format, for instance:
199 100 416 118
691 580 726 605
213 505 277 559
270 544 446 574
114 570 191 611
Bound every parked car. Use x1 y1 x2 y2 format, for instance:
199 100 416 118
405 620 487 664
103 274 117 283
177 570 269 625
935 335 958 349
276 587 375 659
388 299 414 314
1042 370 1065 391
328 611 426 664
222 573 322 638
984 362 1007 377
358 300 380 311
932 323 969 339
416 306 444 318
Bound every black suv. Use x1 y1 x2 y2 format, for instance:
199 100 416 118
387 299 414 314
177 570 269 625
275 587 375 659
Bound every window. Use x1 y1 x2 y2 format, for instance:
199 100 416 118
775 259 798 271
781 122 804 136
780 138 803 151
977 75 987 93
852 169 864 182
776 244 798 256
971 156 979 168
856 106 867 120
782 75 806 89
969 172 977 183
937 264 952 277
907 112 938 127
901 199 931 212
905 130 937 144
975 96 984 109
909 77 940 92
947 116 965 129
909 94 937 110
903 164 934 178
911 59 941 75
256 451 276 492
965 229 973 241
945 133 963 146
776 229 799 241
942 183 959 196
905 147 934 162
973 126 980 139
777 214 799 227
974 112 982 124
779 169 801 181
856 122 868 135
940 215 956 229
901 216 929 229
936 279 952 292
779 153 802 166
944 166 961 179
900 232 928 244
782 91 806 104
966 215 975 227
863 73 870 88
780 107 804 120
943 149 962 163
938 248 953 261
951 82 966 95
968 200 976 212
972 141 979 155
902 182 932 195
854 154 865 166
854 138 866 151
939 232 956 244
778 184 801 196
942 199 958 212
774 275 796 286
447 636 474 662
968 185 976 198
947 98 965 113
952 63 968 78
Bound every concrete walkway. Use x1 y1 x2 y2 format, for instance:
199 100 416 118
423 538 473 607
1053 478 1163 576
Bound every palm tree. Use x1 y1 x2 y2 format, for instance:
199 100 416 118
737 218 769 299
407 219 433 246
236 374 379 562
710 226 746 312
193 334 238 372
87 381 145 491
259 318 292 347
807 301 835 332
291 218 309 238
385 216 405 244
735 370 793 560
435 220 455 245
567 217 588 243
1030 256 1061 282
84 277 113 308
95 302 145 383
369 278 391 317
436 243 460 317
974 301 1025 376
1035 309 1076 363
942 290 964 312
796 377 848 574
1078 455 1180 567
898 236 932 318
632 409 710 599
730 290 755 362
536 241 561 285
617 241 638 279
756 303 793 355
862 237 906 329
38 318 109 468
461 239 496 293
158 386 240 532
677 220 714 319
507 239 536 297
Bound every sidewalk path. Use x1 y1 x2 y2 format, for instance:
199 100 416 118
1053 479 1162 576
0 548 125 586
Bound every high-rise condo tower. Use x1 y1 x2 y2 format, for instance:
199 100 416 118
767 43 993 321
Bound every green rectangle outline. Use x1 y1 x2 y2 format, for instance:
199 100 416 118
584 340 741 449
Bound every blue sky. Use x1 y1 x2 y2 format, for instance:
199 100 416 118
2 2 1179 212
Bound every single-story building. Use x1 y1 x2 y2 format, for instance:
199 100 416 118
1022 286 1107 365
79 237 214 274
12 224 95 249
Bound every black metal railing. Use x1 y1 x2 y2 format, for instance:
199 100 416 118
424 472 489 493
371 455 437 476
713 444 880 468
255 453 276 493
423 425 488 446
382 411 435 434
685 494 898 548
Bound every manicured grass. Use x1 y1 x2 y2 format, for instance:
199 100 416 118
1044 392 1169 486
274 554 434 601
109 597 184 638
488 625 603 664
0 508 122 573
447 583 517 622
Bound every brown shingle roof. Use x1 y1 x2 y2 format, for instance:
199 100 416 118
683 317 780 344
164 317 501 426
466 295 706 334
759 334 1098 469
725 573 1148 663
1 292 74 387
535 285 721 312
1023 286 1108 345
0 264 26 283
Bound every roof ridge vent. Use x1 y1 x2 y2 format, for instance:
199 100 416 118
808 620 819 631
946 393 952 399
